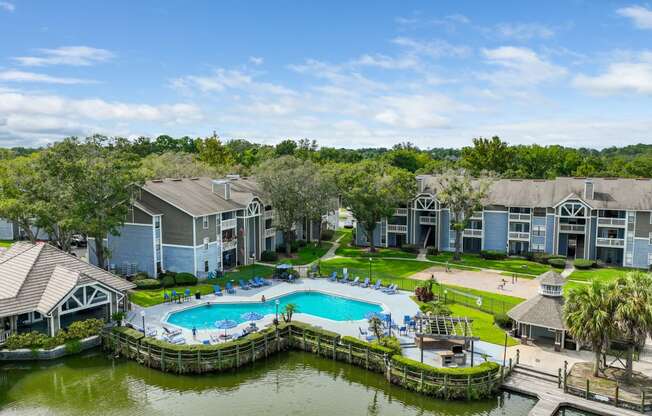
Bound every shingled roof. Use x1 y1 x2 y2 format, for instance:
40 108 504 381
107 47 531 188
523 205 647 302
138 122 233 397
507 294 566 331
0 242 135 317
421 176 652 210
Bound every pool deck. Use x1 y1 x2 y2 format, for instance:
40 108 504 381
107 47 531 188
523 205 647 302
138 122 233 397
127 278 420 345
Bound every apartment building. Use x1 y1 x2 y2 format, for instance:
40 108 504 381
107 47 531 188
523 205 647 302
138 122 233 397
356 176 652 269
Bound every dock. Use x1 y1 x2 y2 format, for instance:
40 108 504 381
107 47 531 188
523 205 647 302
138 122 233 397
503 365 646 416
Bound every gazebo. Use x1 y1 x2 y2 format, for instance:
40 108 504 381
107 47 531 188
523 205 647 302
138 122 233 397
507 270 569 351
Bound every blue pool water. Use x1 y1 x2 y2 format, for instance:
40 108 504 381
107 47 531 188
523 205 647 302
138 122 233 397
166 291 383 329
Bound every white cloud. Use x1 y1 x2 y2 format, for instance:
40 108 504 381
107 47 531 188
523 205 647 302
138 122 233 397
480 46 567 86
171 68 296 96
495 23 555 40
13 46 114 66
249 56 264 65
391 37 471 58
0 1 14 12
352 53 420 70
374 94 455 129
573 54 652 95
0 70 95 84
617 5 652 29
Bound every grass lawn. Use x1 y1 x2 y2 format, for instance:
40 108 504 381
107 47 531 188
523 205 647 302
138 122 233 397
0 240 13 247
319 257 431 288
276 242 332 265
427 252 555 277
448 304 519 346
334 228 417 259
437 284 525 314
567 266 629 282
130 264 274 307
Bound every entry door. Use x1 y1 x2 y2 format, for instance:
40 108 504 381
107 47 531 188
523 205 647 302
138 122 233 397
567 237 577 258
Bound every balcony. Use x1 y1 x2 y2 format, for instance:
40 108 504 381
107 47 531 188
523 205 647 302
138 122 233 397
598 217 626 227
419 216 437 225
463 229 482 238
559 224 585 233
596 237 625 248
264 210 275 220
264 227 276 238
470 212 483 220
509 213 531 222
0 330 11 345
387 224 408 233
222 218 237 230
394 208 408 216
509 232 530 241
222 239 237 251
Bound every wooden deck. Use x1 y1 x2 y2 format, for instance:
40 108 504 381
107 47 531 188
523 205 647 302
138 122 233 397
503 370 646 415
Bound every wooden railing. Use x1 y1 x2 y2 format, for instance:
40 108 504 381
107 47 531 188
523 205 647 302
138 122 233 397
463 229 482 237
509 213 531 221
559 224 585 233
222 239 237 251
221 218 237 230
387 224 408 233
419 216 437 225
508 232 530 241
264 228 276 238
264 210 275 220
0 330 11 345
596 237 625 247
394 208 408 216
597 217 626 227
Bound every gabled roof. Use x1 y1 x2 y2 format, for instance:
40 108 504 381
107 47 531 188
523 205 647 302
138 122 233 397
0 242 135 317
538 270 566 286
421 176 652 210
141 177 263 216
507 294 566 330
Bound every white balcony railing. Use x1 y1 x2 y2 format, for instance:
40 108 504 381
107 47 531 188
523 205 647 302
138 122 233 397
264 227 276 238
463 228 482 237
222 239 237 251
419 216 437 225
559 224 585 233
598 217 626 227
596 237 625 247
222 218 237 230
508 232 530 241
387 224 408 233
509 213 531 222
0 330 11 345
470 212 483 220
394 208 408 216
264 210 275 220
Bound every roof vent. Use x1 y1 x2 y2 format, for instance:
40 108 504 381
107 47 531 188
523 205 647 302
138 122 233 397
584 179 594 200
226 174 240 181
212 179 231 200
416 175 425 193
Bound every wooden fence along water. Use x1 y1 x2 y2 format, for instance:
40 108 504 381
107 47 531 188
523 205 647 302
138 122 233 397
102 322 505 401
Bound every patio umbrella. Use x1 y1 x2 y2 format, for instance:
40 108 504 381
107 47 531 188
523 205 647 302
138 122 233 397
241 312 264 322
276 263 293 270
214 319 238 337
365 311 382 321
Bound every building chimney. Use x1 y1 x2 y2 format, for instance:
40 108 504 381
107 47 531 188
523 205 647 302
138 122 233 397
584 179 594 200
212 179 231 200
416 176 425 193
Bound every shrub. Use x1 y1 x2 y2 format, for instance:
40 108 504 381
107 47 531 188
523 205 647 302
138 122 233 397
65 319 104 339
480 250 507 260
414 280 435 302
391 355 499 379
340 336 394 355
161 275 176 288
400 243 418 254
4 319 104 350
493 313 512 329
174 272 198 285
419 301 451 316
133 272 149 281
426 246 438 255
548 258 566 269
573 259 595 269
261 250 278 262
64 340 82 354
320 229 334 241
374 336 402 356
135 278 161 289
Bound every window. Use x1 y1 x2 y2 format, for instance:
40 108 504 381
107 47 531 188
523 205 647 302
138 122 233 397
202 216 209 229
203 237 209 250
533 225 545 237
204 260 209 273
531 243 544 252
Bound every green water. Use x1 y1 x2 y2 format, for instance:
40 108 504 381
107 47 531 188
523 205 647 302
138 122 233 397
0 350 535 415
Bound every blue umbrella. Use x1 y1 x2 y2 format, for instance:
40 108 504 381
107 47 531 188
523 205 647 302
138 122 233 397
365 311 382 320
214 319 238 337
276 263 293 270
241 312 264 322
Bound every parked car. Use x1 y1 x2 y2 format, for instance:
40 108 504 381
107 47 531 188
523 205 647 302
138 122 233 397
71 234 87 247
343 219 353 229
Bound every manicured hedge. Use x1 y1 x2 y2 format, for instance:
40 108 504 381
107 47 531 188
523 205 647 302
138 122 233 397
320 229 335 241
340 336 395 355
493 313 512 329
112 326 145 341
174 273 198 285
161 275 176 288
400 244 419 254
135 279 162 289
573 259 595 269
5 319 105 350
391 355 500 379
261 250 278 262
480 250 507 260
133 272 149 280
548 258 566 268
426 246 438 255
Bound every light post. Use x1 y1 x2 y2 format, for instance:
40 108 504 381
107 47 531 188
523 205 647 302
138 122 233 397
444 289 448 304
368 257 372 281
275 299 280 323
250 254 256 279
140 310 146 333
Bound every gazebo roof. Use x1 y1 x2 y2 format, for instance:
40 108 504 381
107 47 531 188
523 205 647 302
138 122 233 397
537 270 565 286
507 294 566 331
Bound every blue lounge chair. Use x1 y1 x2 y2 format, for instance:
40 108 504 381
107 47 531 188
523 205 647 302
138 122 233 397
213 285 223 296
358 327 368 339
163 292 170 303
350 276 360 286
381 284 393 293
255 276 270 286
328 271 337 282
184 288 191 300
384 284 397 295
171 290 180 302
372 279 382 290
249 278 261 288
225 281 236 294
288 274 295 283
361 277 370 288
239 279 251 290
339 275 349 284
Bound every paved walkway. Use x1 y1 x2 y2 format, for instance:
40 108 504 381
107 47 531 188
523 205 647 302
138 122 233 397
410 265 540 299
561 261 575 278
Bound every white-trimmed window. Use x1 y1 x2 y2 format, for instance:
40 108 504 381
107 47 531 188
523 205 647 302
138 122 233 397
649 232 652 245
204 260 209 272
203 237 209 250
648 253 652 266
531 243 544 252
532 225 545 237
202 216 209 229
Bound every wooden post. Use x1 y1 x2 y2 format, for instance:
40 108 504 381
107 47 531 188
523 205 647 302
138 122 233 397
264 332 268 357
177 350 181 374
161 348 165 372
365 346 369 370
218 349 221 370
615 384 619 406
197 350 201 373
348 344 352 363
558 368 562 388
500 365 505 383
508 358 512 372
419 370 424 391
303 331 306 351
467 375 471 401
317 335 321 356
585 379 590 399
332 339 336 360
563 361 568 393
443 374 448 397
403 365 407 384
147 344 151 368
516 349 520 365
642 390 646 414
236 344 240 367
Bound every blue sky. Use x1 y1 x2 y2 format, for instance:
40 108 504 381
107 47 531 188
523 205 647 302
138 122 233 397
1 1 651 149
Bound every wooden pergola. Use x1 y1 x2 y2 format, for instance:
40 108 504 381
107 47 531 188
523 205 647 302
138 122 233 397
414 315 480 365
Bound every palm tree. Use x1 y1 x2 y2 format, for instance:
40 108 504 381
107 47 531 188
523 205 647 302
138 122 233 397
282 303 297 323
612 272 652 382
368 316 384 340
563 280 615 377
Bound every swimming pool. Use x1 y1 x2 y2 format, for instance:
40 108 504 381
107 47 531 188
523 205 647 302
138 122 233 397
166 291 384 329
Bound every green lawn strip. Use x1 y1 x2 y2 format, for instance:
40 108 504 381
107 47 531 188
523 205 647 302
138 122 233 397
130 264 275 307
427 252 553 277
335 244 417 259
448 304 519 347
436 284 525 315
567 266 629 282
276 242 332 265
0 240 14 247
319 257 432 289
334 228 352 243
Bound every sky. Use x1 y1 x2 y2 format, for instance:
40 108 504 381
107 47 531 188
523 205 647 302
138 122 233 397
0 1 652 149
